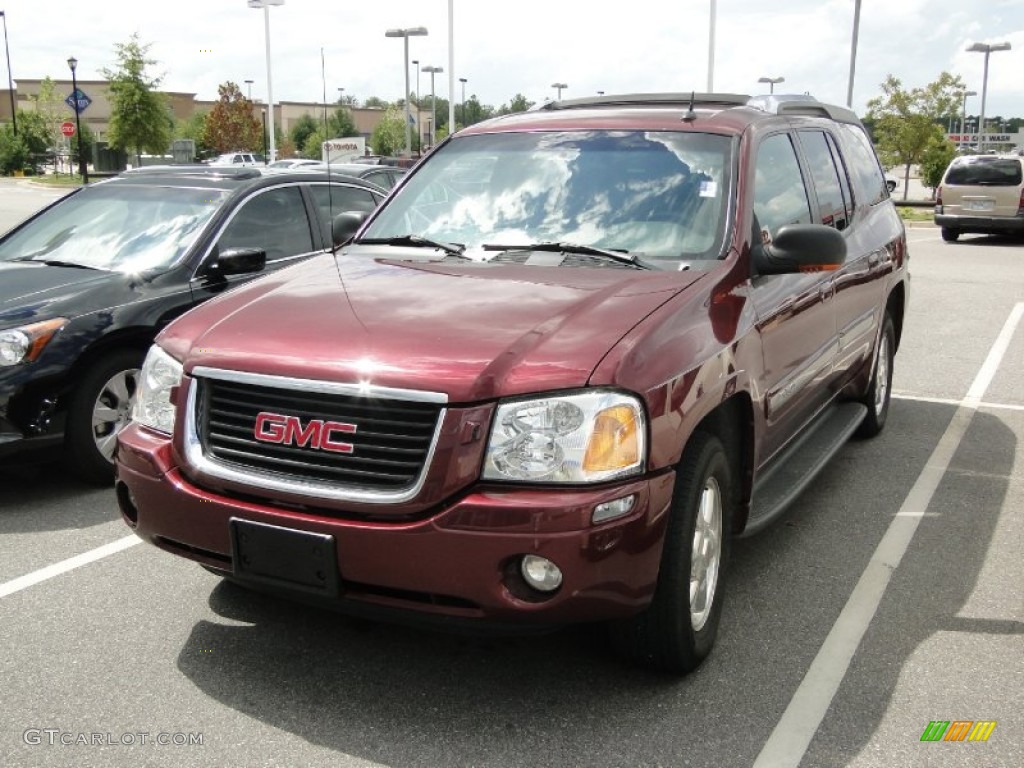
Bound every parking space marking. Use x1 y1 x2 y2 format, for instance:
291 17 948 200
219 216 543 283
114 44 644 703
0 535 140 599
753 301 1023 768
893 393 1024 412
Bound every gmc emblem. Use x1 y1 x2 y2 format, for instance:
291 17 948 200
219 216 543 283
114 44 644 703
253 412 357 454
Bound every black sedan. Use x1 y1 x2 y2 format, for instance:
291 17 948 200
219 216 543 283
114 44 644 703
0 166 386 482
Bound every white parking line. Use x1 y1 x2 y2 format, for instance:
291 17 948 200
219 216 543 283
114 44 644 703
893 393 1024 412
0 535 140 599
752 301 1024 768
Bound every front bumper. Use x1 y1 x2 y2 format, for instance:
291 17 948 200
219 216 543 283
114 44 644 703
116 423 676 629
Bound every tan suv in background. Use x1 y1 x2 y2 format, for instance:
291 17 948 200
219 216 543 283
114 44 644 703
935 153 1024 242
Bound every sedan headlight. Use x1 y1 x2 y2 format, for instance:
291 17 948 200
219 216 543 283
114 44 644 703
483 391 646 483
132 345 183 434
0 318 68 366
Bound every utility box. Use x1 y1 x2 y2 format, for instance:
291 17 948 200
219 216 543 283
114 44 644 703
172 140 196 164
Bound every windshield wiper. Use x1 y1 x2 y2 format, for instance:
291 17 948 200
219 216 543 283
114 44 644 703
13 258 102 270
356 235 468 259
481 241 652 269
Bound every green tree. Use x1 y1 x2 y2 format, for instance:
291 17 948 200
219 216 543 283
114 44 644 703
202 82 262 153
370 105 407 156
102 34 173 163
920 135 957 195
497 93 534 115
12 109 51 169
289 114 318 154
461 95 492 127
0 123 30 174
866 72 965 200
175 110 211 156
363 96 390 109
30 77 67 170
69 122 96 167
328 106 358 138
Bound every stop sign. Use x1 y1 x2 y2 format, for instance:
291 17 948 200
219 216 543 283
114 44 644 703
61 121 75 137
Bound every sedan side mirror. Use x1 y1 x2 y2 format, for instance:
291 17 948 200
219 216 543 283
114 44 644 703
754 224 846 276
332 211 369 248
208 247 267 276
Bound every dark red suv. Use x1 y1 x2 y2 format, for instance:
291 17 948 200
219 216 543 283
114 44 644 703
116 93 908 673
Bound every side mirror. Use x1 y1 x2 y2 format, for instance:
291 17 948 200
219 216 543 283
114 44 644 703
332 211 369 248
754 224 846 276
208 247 267 276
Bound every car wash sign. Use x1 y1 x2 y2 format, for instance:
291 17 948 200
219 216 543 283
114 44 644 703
65 88 92 115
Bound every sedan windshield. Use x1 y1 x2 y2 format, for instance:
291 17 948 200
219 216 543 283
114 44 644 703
0 183 228 272
361 130 732 264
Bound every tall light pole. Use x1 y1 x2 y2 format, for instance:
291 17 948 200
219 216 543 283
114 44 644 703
66 56 86 184
959 89 976 146
385 26 428 157
458 77 467 127
551 82 567 100
411 59 419 140
422 64 443 149
244 79 254 100
337 86 344 103
758 76 784 94
447 0 455 142
967 41 1011 154
0 11 15 135
707 0 716 91
846 0 861 108
248 0 284 162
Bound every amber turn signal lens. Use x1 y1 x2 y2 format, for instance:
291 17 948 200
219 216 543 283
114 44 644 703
583 405 640 472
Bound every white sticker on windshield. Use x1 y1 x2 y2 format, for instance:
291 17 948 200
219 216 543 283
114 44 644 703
699 180 718 198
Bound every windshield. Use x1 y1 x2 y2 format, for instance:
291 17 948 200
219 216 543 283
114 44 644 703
0 183 228 272
362 130 732 264
946 157 1023 186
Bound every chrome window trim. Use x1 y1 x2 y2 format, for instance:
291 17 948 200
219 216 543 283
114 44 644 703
183 367 447 504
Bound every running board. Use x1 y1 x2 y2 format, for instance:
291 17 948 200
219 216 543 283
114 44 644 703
742 402 867 537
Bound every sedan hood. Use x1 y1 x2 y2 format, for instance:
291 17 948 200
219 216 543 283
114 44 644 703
164 251 705 402
0 261 120 325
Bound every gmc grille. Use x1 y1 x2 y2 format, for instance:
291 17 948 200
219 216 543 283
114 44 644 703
196 377 444 493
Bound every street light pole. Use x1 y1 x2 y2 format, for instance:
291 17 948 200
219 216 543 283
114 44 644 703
422 65 443 149
247 0 284 162
0 11 15 136
244 79 254 100
66 56 87 184
846 0 861 108
458 77 467 127
385 26 428 157
967 41 1011 154
551 82 567 100
758 76 784 94
707 0 716 91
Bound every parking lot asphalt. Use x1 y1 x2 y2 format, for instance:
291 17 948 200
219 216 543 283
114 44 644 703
0 191 1021 767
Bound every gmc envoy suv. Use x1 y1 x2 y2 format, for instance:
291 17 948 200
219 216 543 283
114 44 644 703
116 93 908 674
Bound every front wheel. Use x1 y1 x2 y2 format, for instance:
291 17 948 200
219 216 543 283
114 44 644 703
609 432 733 674
856 313 895 439
64 350 143 484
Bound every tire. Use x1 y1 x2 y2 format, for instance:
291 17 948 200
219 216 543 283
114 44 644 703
64 349 143 484
941 227 959 242
609 432 733 674
855 313 895 439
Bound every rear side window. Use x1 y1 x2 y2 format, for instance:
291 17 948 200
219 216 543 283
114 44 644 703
798 130 850 230
753 133 812 236
945 158 1023 186
216 186 315 261
310 184 380 243
836 123 887 207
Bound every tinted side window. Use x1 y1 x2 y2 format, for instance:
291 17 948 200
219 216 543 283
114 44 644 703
826 132 854 219
836 123 887 207
216 186 315 261
310 184 380 243
753 133 812 236
798 130 850 230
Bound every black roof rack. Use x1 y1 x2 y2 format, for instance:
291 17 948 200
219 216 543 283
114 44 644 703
535 93 751 111
119 165 263 180
534 91 861 124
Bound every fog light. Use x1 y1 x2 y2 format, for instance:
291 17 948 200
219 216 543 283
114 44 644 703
520 555 563 592
592 494 636 524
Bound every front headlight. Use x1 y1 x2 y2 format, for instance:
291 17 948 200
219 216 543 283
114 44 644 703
483 391 646 483
132 345 183 434
0 318 68 366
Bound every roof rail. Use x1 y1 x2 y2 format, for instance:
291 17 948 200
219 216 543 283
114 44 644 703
745 94 860 123
535 92 752 111
120 165 263 180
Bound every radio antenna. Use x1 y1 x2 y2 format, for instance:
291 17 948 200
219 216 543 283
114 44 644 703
320 47 338 253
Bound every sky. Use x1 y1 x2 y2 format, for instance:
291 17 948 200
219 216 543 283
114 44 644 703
2 0 1023 120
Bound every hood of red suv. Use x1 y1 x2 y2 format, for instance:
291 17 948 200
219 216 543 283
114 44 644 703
161 251 704 401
